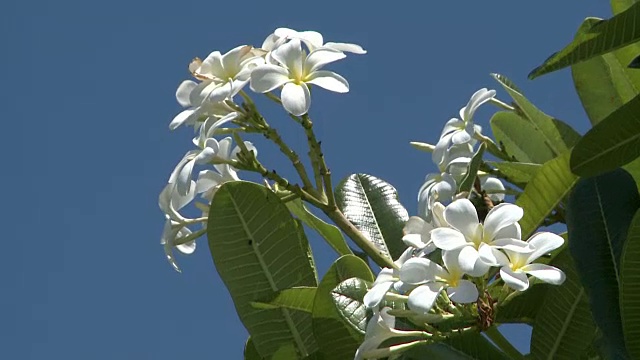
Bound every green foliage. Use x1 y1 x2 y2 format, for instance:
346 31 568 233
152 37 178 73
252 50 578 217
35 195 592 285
208 181 318 358
490 112 555 164
312 255 375 359
495 284 550 324
403 332 509 360
529 250 598 360
569 94 640 177
335 173 409 260
286 198 353 256
566 169 640 359
529 2 640 78
245 338 263 360
251 287 317 312
331 277 372 334
620 209 640 359
459 143 486 193
515 151 579 238
488 161 541 186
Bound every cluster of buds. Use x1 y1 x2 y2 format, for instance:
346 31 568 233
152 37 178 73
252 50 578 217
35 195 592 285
159 28 366 271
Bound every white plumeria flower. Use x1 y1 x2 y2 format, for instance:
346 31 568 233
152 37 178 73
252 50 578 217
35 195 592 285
171 80 238 130
273 27 367 54
417 172 456 220
401 251 479 315
442 143 474 183
480 232 566 291
432 88 495 166
159 180 196 223
363 249 413 309
430 199 531 276
161 219 196 272
480 176 506 202
402 216 437 255
355 308 425 360
250 39 349 116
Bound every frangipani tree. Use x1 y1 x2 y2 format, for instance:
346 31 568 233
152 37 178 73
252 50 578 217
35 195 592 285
157 2 640 358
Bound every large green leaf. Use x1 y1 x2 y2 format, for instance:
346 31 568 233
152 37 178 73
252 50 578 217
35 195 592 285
312 255 374 359
335 174 409 260
403 332 509 360
529 3 640 78
251 287 317 312
492 74 580 155
570 93 640 177
331 277 372 334
245 338 263 360
529 250 598 360
490 111 556 164
286 198 352 256
488 161 542 185
495 284 550 324
565 169 640 358
516 151 579 238
459 143 486 193
208 181 318 358
612 0 640 14
620 209 640 358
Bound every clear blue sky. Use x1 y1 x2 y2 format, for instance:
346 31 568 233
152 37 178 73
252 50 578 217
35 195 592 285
3 1 612 358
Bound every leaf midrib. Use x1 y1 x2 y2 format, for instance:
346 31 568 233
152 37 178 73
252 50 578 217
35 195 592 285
545 288 586 360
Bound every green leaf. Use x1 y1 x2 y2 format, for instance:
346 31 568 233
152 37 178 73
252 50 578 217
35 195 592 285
571 18 640 126
490 111 556 164
312 255 374 359
492 74 580 155
245 338 263 360
495 284 551 324
529 250 598 360
286 198 352 256
620 209 640 358
208 181 318 358
516 151 579 238
566 169 640 358
403 332 509 360
529 3 640 78
488 161 542 185
331 277 372 334
570 94 640 177
459 143 486 193
251 287 317 312
612 0 640 14
335 173 409 260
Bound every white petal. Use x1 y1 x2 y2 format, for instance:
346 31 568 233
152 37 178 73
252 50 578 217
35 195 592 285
195 170 224 194
444 199 480 238
462 88 496 122
199 51 225 79
457 246 480 275
221 45 252 75
431 202 448 227
451 130 472 145
500 267 529 291
432 173 456 202
525 232 565 263
176 80 197 107
170 108 198 130
493 223 521 241
478 243 509 266
275 28 324 49
403 233 426 249
363 281 394 308
324 42 367 54
399 258 441 285
440 118 464 137
281 82 311 116
305 48 346 73
306 70 349 93
521 264 566 285
491 238 534 253
483 203 524 241
206 82 233 103
408 283 445 314
404 216 428 235
481 176 506 202
272 39 303 69
431 228 469 251
432 133 453 166
249 65 291 93
447 280 478 303
176 159 196 196
176 241 196 255
372 268 395 286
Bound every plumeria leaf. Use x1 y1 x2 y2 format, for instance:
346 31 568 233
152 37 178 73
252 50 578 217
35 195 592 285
286 198 352 256
494 283 551 324
529 250 599 359
401 332 508 360
490 111 556 164
313 255 374 360
528 3 640 78
569 93 640 177
458 143 486 194
566 169 640 359
244 337 264 360
487 161 541 185
251 287 317 312
330 277 373 335
208 181 318 359
516 151 579 238
335 173 409 260
620 209 640 358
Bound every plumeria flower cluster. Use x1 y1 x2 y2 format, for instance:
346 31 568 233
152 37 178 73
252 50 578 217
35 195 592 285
417 89 506 220
160 28 365 271
356 198 566 359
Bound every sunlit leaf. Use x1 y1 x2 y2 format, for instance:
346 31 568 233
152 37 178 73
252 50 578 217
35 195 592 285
251 287 317 312
488 161 542 185
490 111 555 164
331 277 372 334
287 198 352 256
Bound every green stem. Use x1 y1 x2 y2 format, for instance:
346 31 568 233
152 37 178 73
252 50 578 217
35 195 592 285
261 125 316 193
173 228 207 246
475 133 511 161
484 326 524 359
300 114 324 194
489 97 515 112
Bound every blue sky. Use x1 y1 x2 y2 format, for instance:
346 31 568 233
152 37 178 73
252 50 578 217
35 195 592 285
3 1 612 358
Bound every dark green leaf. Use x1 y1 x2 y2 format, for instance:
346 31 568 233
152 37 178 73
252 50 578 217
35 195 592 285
516 151 579 238
570 94 640 177
331 277 372 334
208 181 318 358
403 332 509 360
286 198 352 256
335 174 409 260
459 143 486 193
530 250 598 360
488 161 542 185
496 284 551 324
612 0 640 14
490 111 555 164
566 169 640 357
620 209 640 358
313 255 374 359
529 3 640 78
244 338 263 360
251 287 317 312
